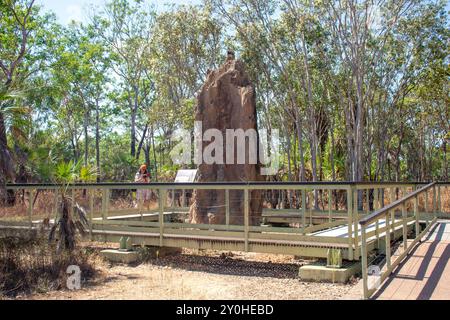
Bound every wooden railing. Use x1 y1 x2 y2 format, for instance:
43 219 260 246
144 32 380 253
1 182 448 260
359 182 438 299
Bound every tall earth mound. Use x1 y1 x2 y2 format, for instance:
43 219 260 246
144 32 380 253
189 54 264 225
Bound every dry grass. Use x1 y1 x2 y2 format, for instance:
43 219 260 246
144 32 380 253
1 186 448 223
27 248 357 300
0 237 105 298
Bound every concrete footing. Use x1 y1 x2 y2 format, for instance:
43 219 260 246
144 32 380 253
299 261 361 283
100 249 140 263
100 246 182 263
136 246 182 259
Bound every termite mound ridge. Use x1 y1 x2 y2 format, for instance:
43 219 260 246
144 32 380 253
189 54 264 225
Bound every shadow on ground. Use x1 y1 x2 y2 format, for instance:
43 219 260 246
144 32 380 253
132 252 303 279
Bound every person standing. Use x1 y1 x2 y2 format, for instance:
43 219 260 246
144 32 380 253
135 164 151 207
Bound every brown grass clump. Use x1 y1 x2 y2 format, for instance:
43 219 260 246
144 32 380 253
0 237 103 298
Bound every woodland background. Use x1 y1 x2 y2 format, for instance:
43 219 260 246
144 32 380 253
0 0 448 187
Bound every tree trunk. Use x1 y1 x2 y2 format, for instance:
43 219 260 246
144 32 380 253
136 123 148 160
296 113 306 181
83 110 89 167
0 111 15 203
130 110 136 157
443 140 448 180
95 100 101 182
151 125 158 181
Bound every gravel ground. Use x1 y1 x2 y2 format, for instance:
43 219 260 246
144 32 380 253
23 248 358 300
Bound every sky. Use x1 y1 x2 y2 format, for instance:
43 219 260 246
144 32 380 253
38 0 450 25
36 0 201 25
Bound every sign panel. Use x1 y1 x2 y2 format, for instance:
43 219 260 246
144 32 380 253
174 169 198 183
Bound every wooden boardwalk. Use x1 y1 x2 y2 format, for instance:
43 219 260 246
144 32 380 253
373 221 450 300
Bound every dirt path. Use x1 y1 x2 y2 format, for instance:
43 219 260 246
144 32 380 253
25 249 358 300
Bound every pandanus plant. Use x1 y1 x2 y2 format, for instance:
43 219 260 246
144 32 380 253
48 161 96 253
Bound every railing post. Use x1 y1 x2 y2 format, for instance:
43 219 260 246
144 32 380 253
171 188 175 207
374 188 379 212
159 188 165 247
137 186 144 220
437 185 441 216
414 195 419 238
424 189 429 224
225 189 230 227
366 189 370 214
101 188 109 221
374 188 379 248
390 187 395 233
53 189 58 224
385 212 391 269
432 185 437 218
89 189 94 240
328 189 332 223
402 202 407 251
70 188 75 221
353 186 359 258
28 189 34 229
361 223 368 299
244 189 249 252
347 187 354 260
309 200 313 226
301 190 306 235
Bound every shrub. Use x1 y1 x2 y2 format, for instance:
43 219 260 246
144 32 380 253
0 237 101 298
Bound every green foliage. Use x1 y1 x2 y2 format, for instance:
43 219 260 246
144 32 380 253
0 0 448 185
54 160 81 184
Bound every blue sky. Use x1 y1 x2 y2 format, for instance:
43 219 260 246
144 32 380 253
36 0 201 24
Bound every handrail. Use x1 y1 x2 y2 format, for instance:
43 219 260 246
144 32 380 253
359 181 439 299
4 181 448 188
359 182 435 227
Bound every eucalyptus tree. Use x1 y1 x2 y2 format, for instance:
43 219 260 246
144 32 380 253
50 22 110 180
91 0 156 159
0 0 36 196
149 4 223 175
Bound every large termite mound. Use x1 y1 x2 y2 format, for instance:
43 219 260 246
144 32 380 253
189 53 264 225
